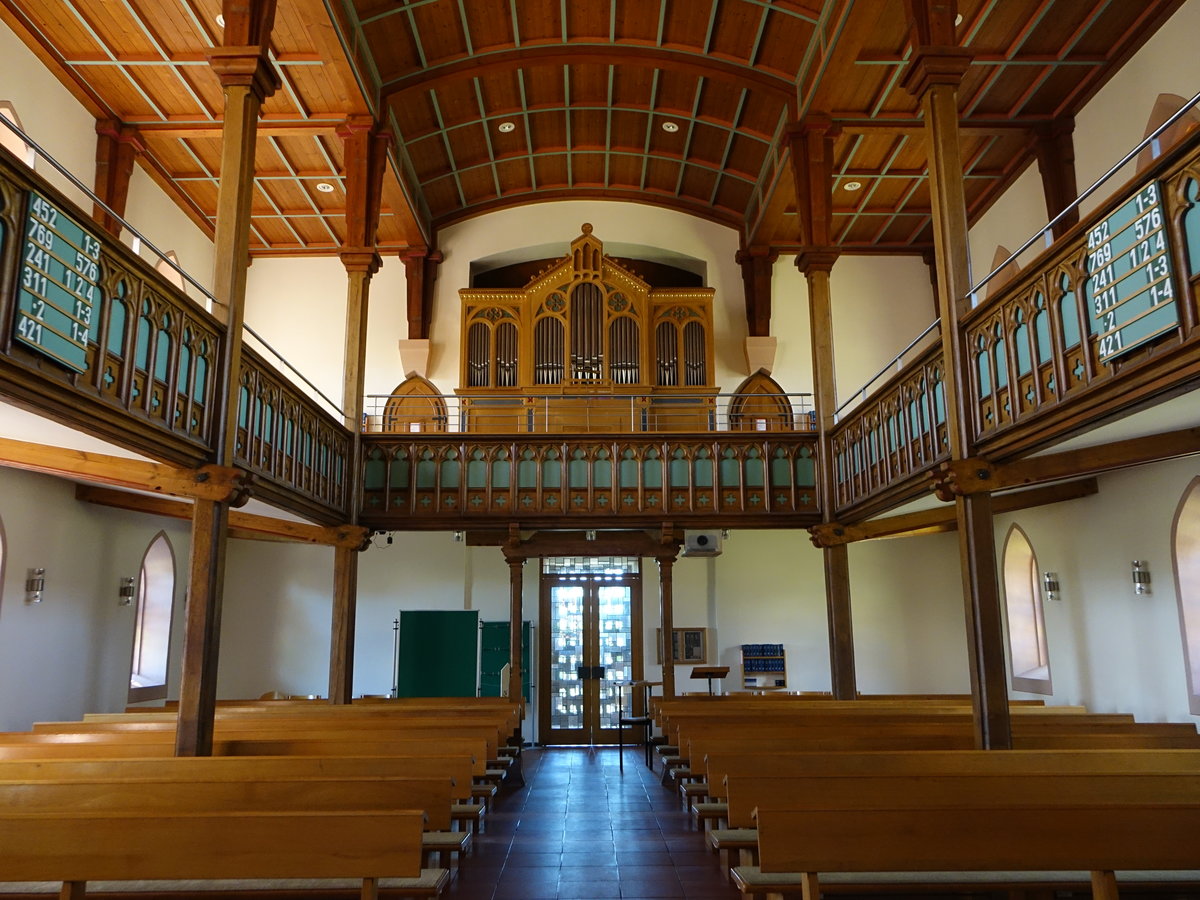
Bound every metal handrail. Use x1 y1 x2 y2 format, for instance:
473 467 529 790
362 390 815 434
967 88 1200 301
834 318 941 420
0 113 346 419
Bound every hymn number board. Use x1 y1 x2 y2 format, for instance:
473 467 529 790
15 192 99 373
1085 180 1179 363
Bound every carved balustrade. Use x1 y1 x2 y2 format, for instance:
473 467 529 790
0 148 220 464
360 434 819 529
828 345 949 516
235 347 350 520
0 145 352 522
965 132 1200 458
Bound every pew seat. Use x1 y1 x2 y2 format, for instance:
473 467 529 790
0 810 444 900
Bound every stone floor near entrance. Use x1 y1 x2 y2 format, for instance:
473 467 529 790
440 746 742 900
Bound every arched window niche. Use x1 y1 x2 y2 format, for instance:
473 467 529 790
0 101 35 167
1170 477 1200 715
1002 524 1053 695
128 532 176 703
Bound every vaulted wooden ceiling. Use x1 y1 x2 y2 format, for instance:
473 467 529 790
0 0 1184 257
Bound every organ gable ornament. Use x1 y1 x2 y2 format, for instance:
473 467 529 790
457 225 717 433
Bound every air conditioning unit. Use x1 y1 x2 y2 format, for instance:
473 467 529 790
683 530 723 557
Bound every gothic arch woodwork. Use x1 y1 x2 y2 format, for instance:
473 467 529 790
728 371 798 431
380 375 447 433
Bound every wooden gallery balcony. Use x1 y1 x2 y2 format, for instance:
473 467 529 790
830 126 1200 521
358 393 821 531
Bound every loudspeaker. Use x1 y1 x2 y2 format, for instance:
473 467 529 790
683 530 723 557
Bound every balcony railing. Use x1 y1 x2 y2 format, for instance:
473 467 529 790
360 433 820 528
828 97 1200 517
0 118 351 522
363 391 816 435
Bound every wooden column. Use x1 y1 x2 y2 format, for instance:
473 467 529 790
327 117 388 702
402 248 443 341
791 115 857 700
1035 118 1080 239
177 0 279 757
507 557 525 730
658 554 676 699
902 1 1011 749
92 120 141 237
338 116 389 428
735 246 779 338
328 544 359 704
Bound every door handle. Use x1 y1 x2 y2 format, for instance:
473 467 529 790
575 665 606 680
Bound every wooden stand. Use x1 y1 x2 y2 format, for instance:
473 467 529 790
689 665 730 696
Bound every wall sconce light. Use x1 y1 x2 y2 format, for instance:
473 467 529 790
585 530 597 541
1042 571 1061 602
118 576 136 606
25 567 45 603
452 531 464 543
1132 560 1152 596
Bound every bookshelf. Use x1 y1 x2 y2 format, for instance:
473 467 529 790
740 643 786 689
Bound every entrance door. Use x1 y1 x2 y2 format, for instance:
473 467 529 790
538 558 642 745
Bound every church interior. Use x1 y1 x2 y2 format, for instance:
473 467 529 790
1 0 1200 896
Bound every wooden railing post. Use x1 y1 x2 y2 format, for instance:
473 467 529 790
902 15 1012 749
177 0 280 757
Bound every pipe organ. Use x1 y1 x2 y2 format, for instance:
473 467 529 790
458 224 717 432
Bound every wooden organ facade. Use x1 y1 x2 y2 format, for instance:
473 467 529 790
457 224 717 433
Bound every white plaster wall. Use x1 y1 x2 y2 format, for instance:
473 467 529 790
0 22 96 202
994 457 1200 724
849 531 971 695
0 467 190 730
1073 0 1200 219
768 259 813 397
428 202 746 393
123 166 217 296
712 530 832 693
243 257 349 413
966 165 1047 295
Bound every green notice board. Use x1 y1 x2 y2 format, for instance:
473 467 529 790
480 620 532 702
395 610 480 697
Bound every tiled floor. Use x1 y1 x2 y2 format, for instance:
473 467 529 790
441 746 742 900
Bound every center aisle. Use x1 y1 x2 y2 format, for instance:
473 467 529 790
443 747 742 900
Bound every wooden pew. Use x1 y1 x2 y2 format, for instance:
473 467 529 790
0 809 432 899
745 801 1200 900
0 754 477 801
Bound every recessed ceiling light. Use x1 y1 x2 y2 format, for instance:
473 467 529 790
661 121 679 133
843 181 863 192
498 121 516 133
316 182 335 193
216 13 225 26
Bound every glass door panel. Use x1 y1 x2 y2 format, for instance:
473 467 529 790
539 560 641 745
548 585 586 734
597 585 633 730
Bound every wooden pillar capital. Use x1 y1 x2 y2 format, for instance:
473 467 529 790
339 248 382 276
206 48 281 99
794 248 840 276
900 47 973 99
808 522 850 548
929 457 995 499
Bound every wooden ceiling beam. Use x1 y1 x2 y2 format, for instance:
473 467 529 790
75 485 367 549
0 437 251 504
379 46 795 103
931 426 1200 499
810 478 1098 547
